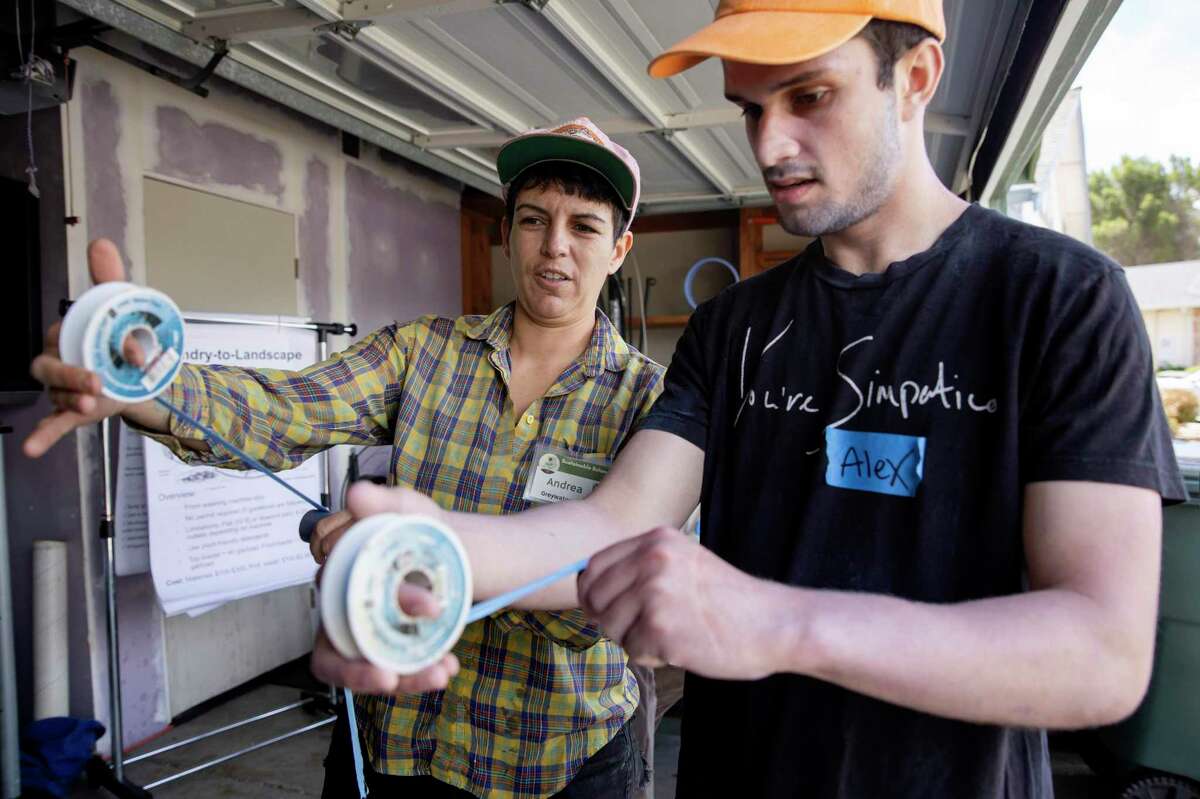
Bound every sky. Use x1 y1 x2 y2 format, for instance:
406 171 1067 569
1074 0 1200 174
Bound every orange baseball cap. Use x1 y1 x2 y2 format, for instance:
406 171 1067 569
648 0 946 78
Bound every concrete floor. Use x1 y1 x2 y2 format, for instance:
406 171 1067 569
86 685 334 798
73 682 1110 798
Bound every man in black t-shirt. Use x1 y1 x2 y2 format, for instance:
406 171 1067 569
310 2 1184 797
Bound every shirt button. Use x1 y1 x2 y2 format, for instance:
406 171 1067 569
525 414 535 426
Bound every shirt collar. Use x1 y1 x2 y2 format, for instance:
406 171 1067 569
462 303 515 351
461 302 632 376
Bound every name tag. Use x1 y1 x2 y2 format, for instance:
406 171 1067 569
523 445 609 504
825 428 926 498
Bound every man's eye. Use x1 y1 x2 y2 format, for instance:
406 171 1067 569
740 105 762 121
520 216 545 226
575 224 598 234
794 90 827 107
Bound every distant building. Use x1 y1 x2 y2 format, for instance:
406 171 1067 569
1005 87 1093 245
1124 260 1200 367
1002 88 1200 369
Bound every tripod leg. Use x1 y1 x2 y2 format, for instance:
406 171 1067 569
86 756 153 799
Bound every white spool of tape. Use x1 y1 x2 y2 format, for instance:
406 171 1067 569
320 514 472 674
60 282 185 403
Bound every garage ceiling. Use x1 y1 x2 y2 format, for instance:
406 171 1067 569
58 0 1068 212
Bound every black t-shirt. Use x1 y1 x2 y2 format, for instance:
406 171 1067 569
641 204 1185 799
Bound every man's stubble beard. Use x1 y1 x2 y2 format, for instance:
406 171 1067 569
774 95 902 238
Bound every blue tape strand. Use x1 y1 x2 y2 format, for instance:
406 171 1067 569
466 557 589 623
344 688 368 798
154 397 328 513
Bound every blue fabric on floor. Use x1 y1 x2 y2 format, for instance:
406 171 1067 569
20 717 105 798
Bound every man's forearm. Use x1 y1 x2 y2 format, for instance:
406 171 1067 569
449 429 704 608
771 585 1154 729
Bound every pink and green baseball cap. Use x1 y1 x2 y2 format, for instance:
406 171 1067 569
497 117 641 235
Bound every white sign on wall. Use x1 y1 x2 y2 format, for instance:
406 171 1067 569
120 314 323 615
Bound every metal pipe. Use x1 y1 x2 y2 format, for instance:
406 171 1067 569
141 717 334 790
317 334 338 707
100 418 124 781
640 277 655 352
319 334 331 509
183 316 356 337
124 699 315 764
183 316 324 331
0 428 21 799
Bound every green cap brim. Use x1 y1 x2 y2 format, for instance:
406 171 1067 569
497 135 635 211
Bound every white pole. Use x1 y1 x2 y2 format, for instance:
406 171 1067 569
32 540 69 719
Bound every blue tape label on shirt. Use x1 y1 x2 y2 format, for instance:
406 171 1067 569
825 428 926 498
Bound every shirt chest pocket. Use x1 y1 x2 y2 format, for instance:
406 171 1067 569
537 418 619 461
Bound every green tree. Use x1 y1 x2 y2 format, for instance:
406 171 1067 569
1089 155 1200 266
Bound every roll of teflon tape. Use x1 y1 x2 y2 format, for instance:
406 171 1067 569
320 513 472 675
60 282 185 403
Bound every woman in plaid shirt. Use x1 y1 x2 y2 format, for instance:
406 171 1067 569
27 118 664 798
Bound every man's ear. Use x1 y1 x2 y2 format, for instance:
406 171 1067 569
501 216 512 260
896 38 945 123
608 231 634 276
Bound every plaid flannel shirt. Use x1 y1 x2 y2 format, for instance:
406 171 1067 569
145 303 664 798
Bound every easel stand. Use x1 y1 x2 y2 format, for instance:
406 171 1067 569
87 316 356 798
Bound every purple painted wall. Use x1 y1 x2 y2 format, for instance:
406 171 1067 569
345 162 460 336
299 157 332 321
82 80 127 250
153 106 285 198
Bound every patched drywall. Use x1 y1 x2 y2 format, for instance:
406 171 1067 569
345 161 460 335
153 106 285 198
299 157 332 322
82 80 127 250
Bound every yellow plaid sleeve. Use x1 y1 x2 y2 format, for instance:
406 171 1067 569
140 324 408 469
